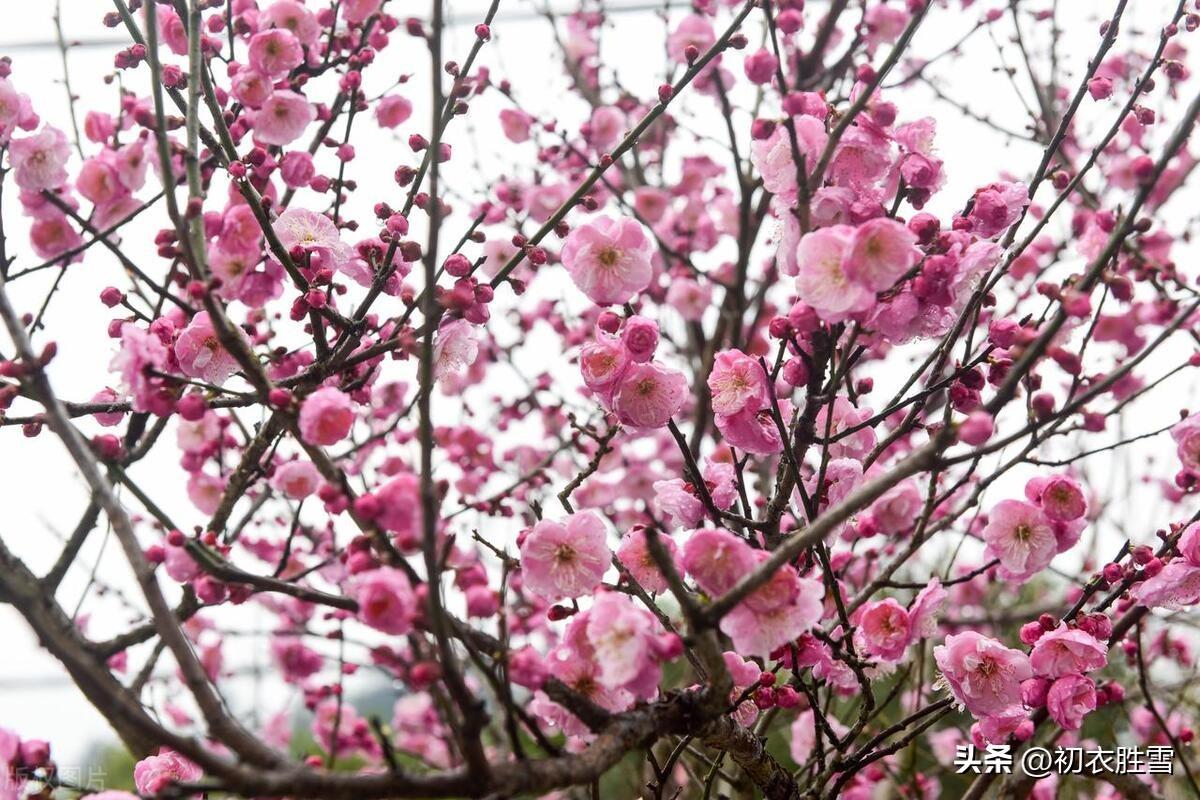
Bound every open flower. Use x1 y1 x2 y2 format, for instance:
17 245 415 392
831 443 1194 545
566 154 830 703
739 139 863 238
934 632 1031 718
1029 627 1107 678
133 749 202 796
350 567 416 635
298 386 356 446
520 511 611 600
982 499 1057 579
612 362 687 429
561 215 654 305
174 312 242 386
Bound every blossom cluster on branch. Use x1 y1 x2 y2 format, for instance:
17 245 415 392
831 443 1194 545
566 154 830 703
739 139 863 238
2 0 1200 798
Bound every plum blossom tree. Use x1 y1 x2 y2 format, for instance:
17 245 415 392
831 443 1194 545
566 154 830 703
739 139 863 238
3 0 1200 798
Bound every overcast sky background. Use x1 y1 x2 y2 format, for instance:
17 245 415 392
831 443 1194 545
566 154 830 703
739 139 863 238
0 0 1195 771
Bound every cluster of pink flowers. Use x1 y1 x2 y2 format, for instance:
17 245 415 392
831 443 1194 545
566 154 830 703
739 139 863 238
4 0 1200 797
982 474 1088 581
579 315 687 430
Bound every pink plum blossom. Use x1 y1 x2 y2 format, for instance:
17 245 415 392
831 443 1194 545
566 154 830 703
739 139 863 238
270 460 322 500
133 750 202 795
8 127 69 191
794 225 876 321
982 499 1057 579
857 598 911 661
1045 674 1097 731
681 528 754 597
174 312 242 385
843 217 921 291
612 362 687 429
1029 627 1107 678
934 632 1031 718
248 29 304 78
707 349 768 416
350 567 416 635
560 215 655 305
519 511 611 600
615 527 677 593
254 90 316 146
298 386 356 446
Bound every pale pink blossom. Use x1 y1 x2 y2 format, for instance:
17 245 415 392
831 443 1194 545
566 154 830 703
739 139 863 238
373 473 422 539
232 70 274 108
968 181 1028 238
76 157 128 209
270 460 322 500
279 150 315 188
1045 673 1096 731
585 592 660 691
615 527 677 593
715 402 791 455
133 749 202 795
519 511 611 600
254 90 316 146
666 15 714 63
681 528 754 597
163 544 200 583
248 29 304 78
350 567 416 634
262 0 321 45
982 499 1057 580
1179 521 1200 566
498 109 535 143
587 106 624 151
579 336 629 401
908 578 947 641
721 580 822 656
273 207 352 267
611 362 687 429
376 95 413 128
858 598 911 661
1029 627 1107 678
9 127 69 191
973 708 1030 746
110 324 169 413
652 478 705 529
665 276 713 320
174 312 242 385
561 215 655 305
1171 412 1200 476
723 651 765 727
707 349 768 416
154 6 189 55
90 387 126 427
298 386 356 446
187 472 225 515
342 0 383 24
812 397 876 460
750 118 828 199
1129 559 1200 609
433 319 480 381
0 78 28 141
934 632 1031 718
843 217 921 291
28 212 82 261
867 479 922 536
795 225 875 321
620 316 659 363
1025 474 1088 522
